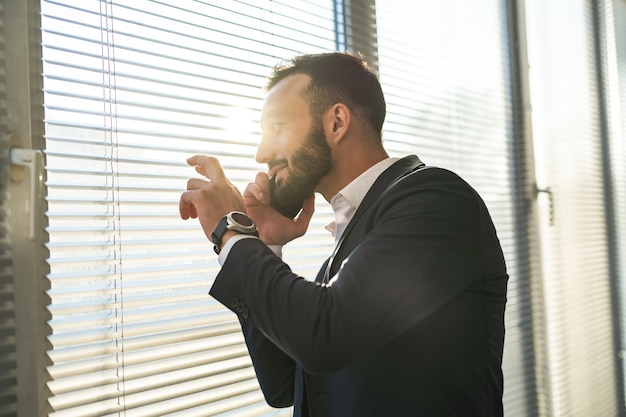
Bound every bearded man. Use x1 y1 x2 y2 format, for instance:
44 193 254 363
180 52 508 417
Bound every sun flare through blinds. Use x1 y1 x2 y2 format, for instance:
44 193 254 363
41 0 336 415
375 1 534 416
526 0 619 415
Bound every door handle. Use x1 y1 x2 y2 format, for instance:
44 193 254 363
10 145 44 240
536 186 554 226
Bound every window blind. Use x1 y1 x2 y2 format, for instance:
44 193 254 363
0 2 18 413
602 0 626 402
374 1 534 416
525 0 620 415
42 0 336 415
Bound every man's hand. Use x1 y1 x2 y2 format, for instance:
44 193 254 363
179 155 247 242
243 172 315 245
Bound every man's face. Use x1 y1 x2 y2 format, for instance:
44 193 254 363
257 74 332 208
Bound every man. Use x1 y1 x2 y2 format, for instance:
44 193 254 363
179 52 508 417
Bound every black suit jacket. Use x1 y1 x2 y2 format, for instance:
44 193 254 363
210 155 508 417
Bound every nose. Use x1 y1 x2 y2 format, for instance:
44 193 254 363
255 132 273 164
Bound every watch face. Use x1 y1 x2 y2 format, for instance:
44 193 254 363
231 212 253 227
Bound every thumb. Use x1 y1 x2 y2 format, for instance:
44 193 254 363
294 194 315 226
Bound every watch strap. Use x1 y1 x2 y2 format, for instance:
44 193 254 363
211 216 229 254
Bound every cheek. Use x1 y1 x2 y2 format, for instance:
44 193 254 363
281 128 308 156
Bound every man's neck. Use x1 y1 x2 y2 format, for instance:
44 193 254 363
318 148 389 202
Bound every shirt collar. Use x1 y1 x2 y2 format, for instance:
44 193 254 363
336 157 400 210
325 157 400 240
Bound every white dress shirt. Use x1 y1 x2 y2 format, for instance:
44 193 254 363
325 157 399 244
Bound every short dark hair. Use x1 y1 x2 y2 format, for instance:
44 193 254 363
266 52 386 138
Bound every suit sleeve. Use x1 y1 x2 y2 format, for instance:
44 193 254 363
237 317 295 407
210 168 501 375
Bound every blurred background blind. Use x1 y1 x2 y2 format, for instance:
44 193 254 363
375 1 536 415
525 0 619 415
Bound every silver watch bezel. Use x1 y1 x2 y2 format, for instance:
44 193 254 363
225 211 257 234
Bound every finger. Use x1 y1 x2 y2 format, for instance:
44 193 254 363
186 177 211 191
243 181 268 205
194 165 209 178
296 194 316 223
179 190 195 219
187 155 227 183
255 171 271 189
189 204 198 219
244 172 271 204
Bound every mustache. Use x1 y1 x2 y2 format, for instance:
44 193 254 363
268 158 288 173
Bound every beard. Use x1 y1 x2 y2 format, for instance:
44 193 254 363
274 119 332 207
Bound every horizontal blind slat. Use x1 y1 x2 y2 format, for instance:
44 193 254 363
49 354 253 396
49 370 259 416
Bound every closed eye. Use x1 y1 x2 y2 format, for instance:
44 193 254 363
272 122 283 132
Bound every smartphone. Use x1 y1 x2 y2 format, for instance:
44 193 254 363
269 176 304 218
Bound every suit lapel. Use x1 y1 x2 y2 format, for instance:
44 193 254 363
325 155 425 281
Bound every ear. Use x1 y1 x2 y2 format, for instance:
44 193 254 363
323 103 350 145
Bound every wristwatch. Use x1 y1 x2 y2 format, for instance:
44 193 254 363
211 211 258 254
